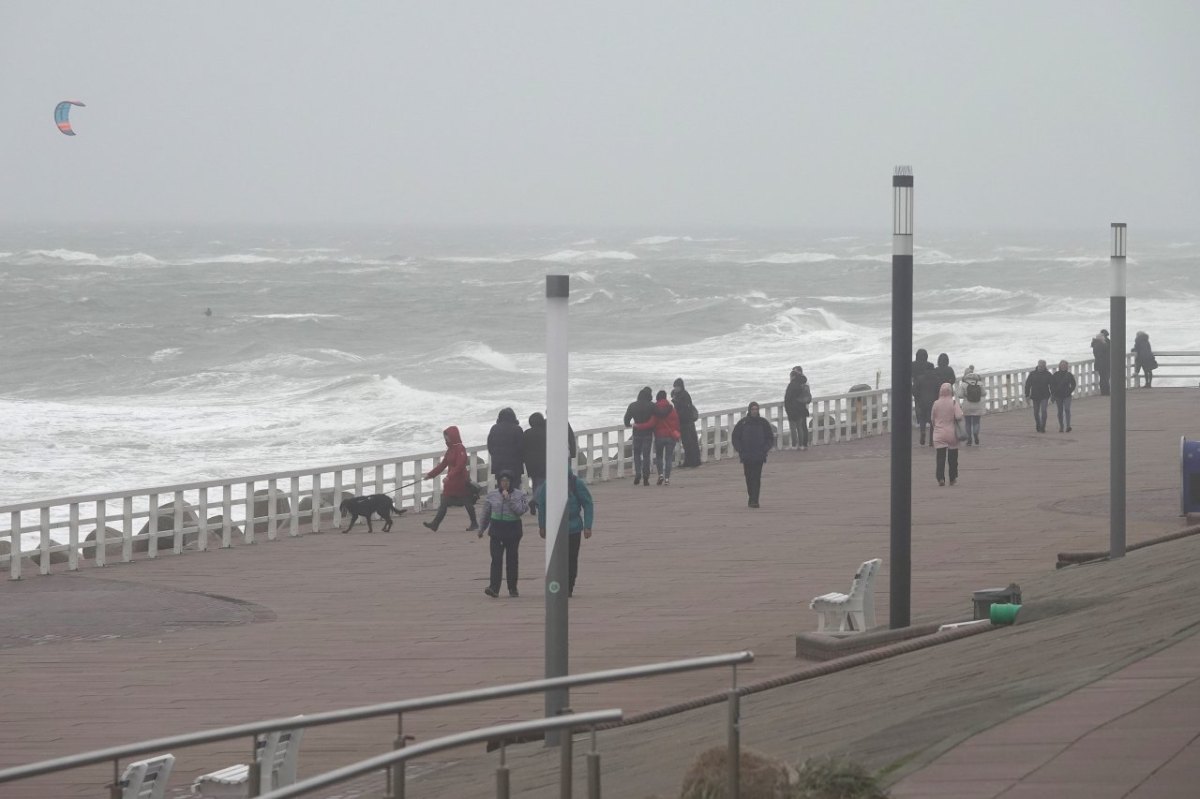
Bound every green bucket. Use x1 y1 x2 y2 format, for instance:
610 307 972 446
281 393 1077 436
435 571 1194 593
989 603 1022 625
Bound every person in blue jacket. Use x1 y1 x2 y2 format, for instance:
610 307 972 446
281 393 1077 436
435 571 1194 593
535 471 594 597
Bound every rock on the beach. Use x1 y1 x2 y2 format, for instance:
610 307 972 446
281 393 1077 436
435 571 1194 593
250 489 292 535
136 499 201 549
80 526 129 559
206 515 242 541
298 490 354 522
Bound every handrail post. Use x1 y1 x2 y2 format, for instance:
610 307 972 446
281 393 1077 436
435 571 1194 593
728 664 740 799
496 741 510 799
586 727 601 799
108 758 121 799
386 713 412 799
559 709 574 799
248 734 262 797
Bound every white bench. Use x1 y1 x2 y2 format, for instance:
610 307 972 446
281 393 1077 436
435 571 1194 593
809 558 882 633
191 725 303 798
120 754 175 799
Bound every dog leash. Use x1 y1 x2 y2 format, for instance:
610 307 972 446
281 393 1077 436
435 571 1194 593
391 480 419 496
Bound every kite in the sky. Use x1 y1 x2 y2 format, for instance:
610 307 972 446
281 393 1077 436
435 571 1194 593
54 100 86 136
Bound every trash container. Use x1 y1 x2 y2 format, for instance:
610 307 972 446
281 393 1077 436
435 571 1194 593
972 583 1022 621
1181 437 1200 516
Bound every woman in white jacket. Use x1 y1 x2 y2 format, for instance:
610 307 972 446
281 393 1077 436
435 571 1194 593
956 365 987 446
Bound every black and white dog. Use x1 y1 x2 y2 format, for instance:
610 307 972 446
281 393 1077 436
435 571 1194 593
340 494 406 533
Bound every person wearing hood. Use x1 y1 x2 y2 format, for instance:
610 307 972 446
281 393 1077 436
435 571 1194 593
647 390 681 485
623 386 656 486
1132 330 1157 387
1024 360 1053 433
1091 329 1111 395
731 401 776 508
522 412 576 510
911 349 937 447
955 365 986 446
933 353 956 389
930 383 965 487
423 425 479 532
1050 360 1077 433
487 407 525 485
535 470 595 597
477 470 528 598
671 378 702 468
783 366 812 450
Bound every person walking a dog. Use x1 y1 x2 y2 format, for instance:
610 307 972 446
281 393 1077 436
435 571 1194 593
423 425 479 532
536 470 595 597
478 470 528 598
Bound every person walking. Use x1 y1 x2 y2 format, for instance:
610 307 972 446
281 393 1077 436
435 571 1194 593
423 425 479 532
671 378 702 468
623 386 656 486
912 349 936 447
477 471 528 598
1132 330 1158 387
933 352 957 388
1091 329 1112 395
955 365 986 446
731 401 776 508
1024 360 1053 433
487 408 525 487
1050 360 1077 432
783 366 812 450
536 471 594 597
649 390 681 485
930 383 965 486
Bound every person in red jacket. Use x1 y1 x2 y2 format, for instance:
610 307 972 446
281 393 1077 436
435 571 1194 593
641 390 681 485
422 425 479 532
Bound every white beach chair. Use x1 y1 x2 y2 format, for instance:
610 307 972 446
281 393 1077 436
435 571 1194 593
809 558 882 633
191 724 303 798
120 754 175 799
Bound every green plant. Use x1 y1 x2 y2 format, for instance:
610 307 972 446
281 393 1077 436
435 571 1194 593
791 755 890 799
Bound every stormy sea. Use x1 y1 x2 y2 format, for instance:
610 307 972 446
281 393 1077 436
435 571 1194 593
2 226 1196 506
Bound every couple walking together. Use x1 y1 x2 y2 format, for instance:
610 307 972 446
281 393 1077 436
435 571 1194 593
624 380 699 486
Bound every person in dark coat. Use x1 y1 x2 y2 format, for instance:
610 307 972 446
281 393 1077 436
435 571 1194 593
671 378 702 467
1050 360 1077 433
912 349 936 447
933 353 957 390
783 366 812 450
487 407 525 485
1132 331 1157 388
523 412 576 510
1024 360 1053 433
477 470 528 598
731 401 776 508
1091 329 1111 395
623 386 656 486
423 425 479 532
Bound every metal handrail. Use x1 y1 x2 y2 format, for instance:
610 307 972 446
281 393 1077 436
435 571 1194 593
0 651 752 785
258 709 623 799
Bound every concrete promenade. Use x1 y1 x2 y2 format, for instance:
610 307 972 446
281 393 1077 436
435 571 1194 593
1 388 1197 797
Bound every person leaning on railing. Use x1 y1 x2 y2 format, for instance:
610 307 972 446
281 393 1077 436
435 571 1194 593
1132 331 1158 388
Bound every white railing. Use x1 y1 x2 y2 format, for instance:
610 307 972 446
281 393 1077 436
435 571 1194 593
0 354 1127 579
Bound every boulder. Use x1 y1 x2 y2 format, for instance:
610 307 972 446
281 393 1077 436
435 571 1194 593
80 526 129 559
136 499 201 548
297 490 354 521
250 489 292 535
205 515 242 541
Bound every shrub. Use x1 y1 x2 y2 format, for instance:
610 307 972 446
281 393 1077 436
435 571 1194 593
680 746 792 799
791 755 890 799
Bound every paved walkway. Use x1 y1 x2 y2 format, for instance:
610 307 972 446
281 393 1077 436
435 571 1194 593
890 631 1200 799
0 388 1196 797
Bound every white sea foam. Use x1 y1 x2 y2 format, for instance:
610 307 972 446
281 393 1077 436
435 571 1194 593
149 348 182 363
746 252 839 264
570 289 614 305
634 235 689 245
537 250 638 263
442 342 521 373
316 348 366 363
435 255 521 264
249 313 342 320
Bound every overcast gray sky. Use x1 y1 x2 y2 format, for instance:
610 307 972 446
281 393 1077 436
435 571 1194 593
2 1 1197 230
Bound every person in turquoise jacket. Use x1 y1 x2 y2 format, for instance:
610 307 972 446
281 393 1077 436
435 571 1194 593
535 472 594 597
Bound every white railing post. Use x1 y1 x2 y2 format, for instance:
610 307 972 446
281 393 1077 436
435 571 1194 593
173 489 185 554
68 502 80 571
244 481 256 544
197 489 209 552
94 500 107 566
290 477 300 537
39 507 51 575
310 474 322 532
122 497 134 562
333 472 344 527
9 511 21 580
617 428 627 477
148 493 159 559
266 480 278 542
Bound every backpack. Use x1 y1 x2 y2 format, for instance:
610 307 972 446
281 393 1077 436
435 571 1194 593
966 382 982 403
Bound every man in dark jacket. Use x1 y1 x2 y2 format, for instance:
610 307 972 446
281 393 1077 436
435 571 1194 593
671 378 702 467
1024 360 1053 433
487 407 525 484
911 349 936 447
523 412 576 508
1050 360 1077 433
783 367 811 450
623 386 656 486
731 401 776 508
1091 329 1111 395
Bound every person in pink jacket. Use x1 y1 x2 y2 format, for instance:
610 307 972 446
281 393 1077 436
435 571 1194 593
930 382 965 487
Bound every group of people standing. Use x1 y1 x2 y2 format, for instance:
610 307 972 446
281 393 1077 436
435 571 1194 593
422 408 594 600
1090 328 1160 394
